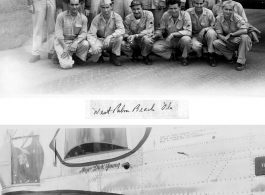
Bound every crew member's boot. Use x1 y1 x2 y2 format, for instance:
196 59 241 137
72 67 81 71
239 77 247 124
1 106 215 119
110 53 122 66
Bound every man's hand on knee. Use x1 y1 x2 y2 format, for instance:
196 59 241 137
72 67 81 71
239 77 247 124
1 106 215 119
90 45 101 55
127 35 135 44
70 41 78 53
103 35 113 48
166 34 174 43
61 47 70 59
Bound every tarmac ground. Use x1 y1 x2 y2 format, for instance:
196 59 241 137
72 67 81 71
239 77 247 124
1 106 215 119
0 9 265 96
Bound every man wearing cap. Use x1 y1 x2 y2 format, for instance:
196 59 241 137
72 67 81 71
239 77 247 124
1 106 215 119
87 0 125 66
186 0 217 66
213 1 252 71
141 0 167 29
121 0 154 65
151 0 192 66
54 0 89 69
27 0 56 63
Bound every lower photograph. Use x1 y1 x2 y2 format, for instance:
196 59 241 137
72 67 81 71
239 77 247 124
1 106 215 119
0 126 265 195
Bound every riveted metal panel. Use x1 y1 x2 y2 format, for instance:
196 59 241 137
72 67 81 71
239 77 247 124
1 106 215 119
251 176 265 193
56 174 89 191
218 154 252 180
101 170 142 192
144 137 251 166
142 160 216 187
252 134 265 150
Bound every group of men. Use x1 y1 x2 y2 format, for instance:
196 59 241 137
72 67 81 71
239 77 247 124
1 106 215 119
27 0 258 71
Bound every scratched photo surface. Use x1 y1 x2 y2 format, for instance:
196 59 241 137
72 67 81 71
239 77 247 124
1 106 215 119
1 126 265 195
0 0 265 96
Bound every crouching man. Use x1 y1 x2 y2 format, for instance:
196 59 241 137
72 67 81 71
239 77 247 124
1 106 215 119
54 0 89 69
213 1 252 71
151 0 192 66
121 0 154 65
87 0 125 66
186 0 217 66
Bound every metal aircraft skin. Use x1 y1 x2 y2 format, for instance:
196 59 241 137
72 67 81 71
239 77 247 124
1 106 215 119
0 127 265 195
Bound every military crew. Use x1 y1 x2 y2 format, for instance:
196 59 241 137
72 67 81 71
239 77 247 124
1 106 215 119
54 0 89 69
87 0 125 66
151 0 192 66
213 1 252 71
187 0 217 66
121 0 154 65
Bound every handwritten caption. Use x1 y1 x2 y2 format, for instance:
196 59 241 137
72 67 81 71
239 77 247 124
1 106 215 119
86 100 189 119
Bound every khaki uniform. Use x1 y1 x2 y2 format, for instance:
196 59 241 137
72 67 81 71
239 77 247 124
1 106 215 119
87 11 125 62
213 13 252 64
32 0 56 56
152 10 192 59
113 0 133 19
212 1 247 22
55 11 89 69
121 10 154 57
141 0 166 29
186 7 216 57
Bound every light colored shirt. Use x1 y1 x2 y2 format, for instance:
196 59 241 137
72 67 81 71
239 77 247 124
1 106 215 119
55 10 87 41
87 11 125 45
155 10 192 37
186 7 215 35
124 10 154 36
214 13 248 35
141 0 166 9
212 1 248 22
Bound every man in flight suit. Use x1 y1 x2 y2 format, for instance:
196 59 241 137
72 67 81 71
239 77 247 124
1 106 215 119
186 0 217 66
121 0 154 65
87 0 125 66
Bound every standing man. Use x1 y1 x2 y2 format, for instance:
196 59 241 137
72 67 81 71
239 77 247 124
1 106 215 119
213 1 252 71
186 0 217 66
27 0 56 63
87 0 125 66
141 0 167 29
113 0 133 19
151 0 192 66
54 0 89 69
121 0 154 65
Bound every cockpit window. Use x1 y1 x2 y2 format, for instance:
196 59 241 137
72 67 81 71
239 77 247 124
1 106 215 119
65 128 128 159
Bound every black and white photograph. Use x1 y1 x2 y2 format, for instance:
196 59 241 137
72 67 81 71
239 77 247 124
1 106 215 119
0 0 264 95
1 126 265 195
